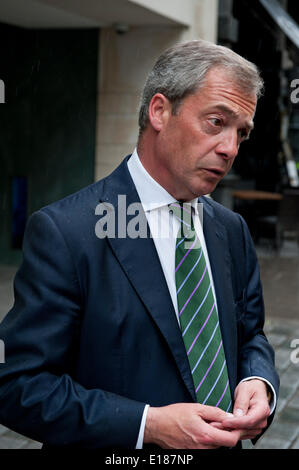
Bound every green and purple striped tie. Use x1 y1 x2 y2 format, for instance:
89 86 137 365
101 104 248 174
170 202 232 412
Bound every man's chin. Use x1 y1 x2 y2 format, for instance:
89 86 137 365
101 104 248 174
192 183 218 198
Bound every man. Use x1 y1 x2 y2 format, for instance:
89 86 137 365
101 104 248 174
0 39 279 449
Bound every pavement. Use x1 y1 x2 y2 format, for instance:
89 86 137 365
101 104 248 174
0 240 298 449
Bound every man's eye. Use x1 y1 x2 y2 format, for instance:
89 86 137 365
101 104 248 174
238 129 249 140
209 118 222 126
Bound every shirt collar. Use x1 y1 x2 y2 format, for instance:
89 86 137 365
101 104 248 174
127 148 199 213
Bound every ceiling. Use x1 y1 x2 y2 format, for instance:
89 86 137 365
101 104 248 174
0 0 189 29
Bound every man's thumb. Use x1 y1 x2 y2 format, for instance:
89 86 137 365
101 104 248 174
233 393 250 417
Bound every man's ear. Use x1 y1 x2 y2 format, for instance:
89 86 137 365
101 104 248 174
148 93 171 132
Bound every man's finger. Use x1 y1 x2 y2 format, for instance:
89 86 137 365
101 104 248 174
239 428 264 440
222 406 269 430
208 421 225 430
197 404 234 423
201 422 241 448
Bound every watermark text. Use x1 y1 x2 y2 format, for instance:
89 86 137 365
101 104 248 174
290 339 299 364
0 79 4 103
95 196 203 248
291 79 299 104
0 339 5 363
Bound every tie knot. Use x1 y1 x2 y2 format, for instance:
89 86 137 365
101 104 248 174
169 202 194 239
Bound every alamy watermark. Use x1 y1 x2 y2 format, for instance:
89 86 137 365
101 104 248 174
0 339 5 363
95 196 203 248
290 79 299 104
0 79 4 103
290 339 299 365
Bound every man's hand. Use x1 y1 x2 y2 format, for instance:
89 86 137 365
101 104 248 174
144 403 241 449
220 379 271 440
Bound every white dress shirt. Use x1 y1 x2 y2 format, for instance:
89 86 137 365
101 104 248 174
127 149 276 448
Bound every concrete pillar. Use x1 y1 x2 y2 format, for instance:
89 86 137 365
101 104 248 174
193 0 219 43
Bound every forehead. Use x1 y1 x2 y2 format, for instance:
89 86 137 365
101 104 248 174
191 69 257 119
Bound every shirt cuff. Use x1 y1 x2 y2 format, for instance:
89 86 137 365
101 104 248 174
240 376 277 414
135 404 150 449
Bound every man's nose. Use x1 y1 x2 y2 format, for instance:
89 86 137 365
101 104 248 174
216 130 239 160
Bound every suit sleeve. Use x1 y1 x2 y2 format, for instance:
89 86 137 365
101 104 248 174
0 210 145 448
236 214 280 406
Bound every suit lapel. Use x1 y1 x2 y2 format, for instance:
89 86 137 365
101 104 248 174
200 198 238 394
100 158 196 401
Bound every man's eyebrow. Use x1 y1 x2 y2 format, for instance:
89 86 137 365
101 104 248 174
211 104 254 131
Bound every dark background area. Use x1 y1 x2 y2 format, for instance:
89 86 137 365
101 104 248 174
0 24 98 264
232 0 299 191
215 0 299 243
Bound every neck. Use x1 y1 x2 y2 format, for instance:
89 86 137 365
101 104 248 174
137 134 188 201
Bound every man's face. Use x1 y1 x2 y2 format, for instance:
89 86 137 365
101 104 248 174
151 67 257 201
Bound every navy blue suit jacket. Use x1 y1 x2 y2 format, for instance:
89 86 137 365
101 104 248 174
0 156 279 448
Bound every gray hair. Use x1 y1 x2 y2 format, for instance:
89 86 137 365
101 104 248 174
138 39 264 135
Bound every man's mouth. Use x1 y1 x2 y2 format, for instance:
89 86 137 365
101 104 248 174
203 168 226 178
